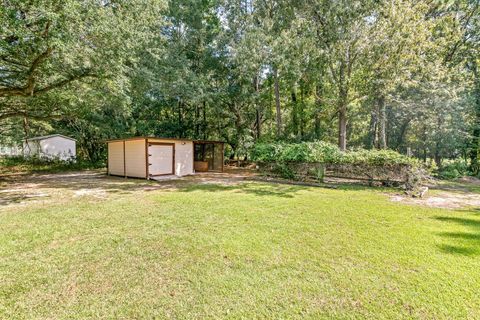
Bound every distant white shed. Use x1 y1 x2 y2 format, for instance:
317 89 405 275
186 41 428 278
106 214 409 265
0 145 21 156
23 134 76 161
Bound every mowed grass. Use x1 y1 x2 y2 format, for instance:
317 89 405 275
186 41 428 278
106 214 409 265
1 181 479 319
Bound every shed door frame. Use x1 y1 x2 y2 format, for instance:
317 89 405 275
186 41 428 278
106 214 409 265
147 142 175 177
193 142 224 172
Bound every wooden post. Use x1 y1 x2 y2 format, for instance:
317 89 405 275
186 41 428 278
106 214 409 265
123 140 126 178
106 142 110 176
145 138 149 179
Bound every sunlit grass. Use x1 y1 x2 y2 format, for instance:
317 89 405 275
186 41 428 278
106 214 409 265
1 181 479 318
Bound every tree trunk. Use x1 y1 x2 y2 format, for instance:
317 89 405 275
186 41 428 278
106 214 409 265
435 113 444 168
229 143 236 160
299 82 305 139
470 59 480 174
367 108 378 149
338 83 348 151
314 84 323 139
337 60 348 151
177 99 183 138
314 114 321 139
273 67 282 138
22 117 31 154
291 89 298 137
378 95 387 149
233 102 244 159
422 123 428 163
394 118 412 151
255 110 261 140
203 101 207 140
195 104 200 139
253 76 261 140
434 148 442 168
22 116 30 137
338 106 347 151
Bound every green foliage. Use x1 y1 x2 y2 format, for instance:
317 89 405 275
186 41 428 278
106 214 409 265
249 143 283 162
271 163 296 180
253 142 425 189
251 142 418 167
251 141 341 163
436 159 469 179
0 0 166 158
340 149 420 166
0 156 103 174
1 0 478 168
309 165 326 182
279 141 342 163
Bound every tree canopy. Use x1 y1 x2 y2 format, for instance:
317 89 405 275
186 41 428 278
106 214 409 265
1 0 479 166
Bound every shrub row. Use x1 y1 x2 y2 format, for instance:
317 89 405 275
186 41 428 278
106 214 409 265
251 141 420 167
251 142 429 194
0 155 104 173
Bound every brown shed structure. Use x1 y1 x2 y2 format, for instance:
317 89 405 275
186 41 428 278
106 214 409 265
106 137 224 179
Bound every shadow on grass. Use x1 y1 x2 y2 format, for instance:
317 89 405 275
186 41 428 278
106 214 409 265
0 172 170 207
0 191 50 206
0 171 312 207
437 244 479 256
178 182 302 198
434 216 480 228
180 175 391 198
434 216 480 256
0 169 395 207
460 207 480 215
333 184 392 193
437 231 480 240
433 179 480 195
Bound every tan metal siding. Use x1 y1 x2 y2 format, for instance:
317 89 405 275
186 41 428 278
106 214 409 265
125 139 147 178
148 138 194 176
108 142 125 176
173 141 193 176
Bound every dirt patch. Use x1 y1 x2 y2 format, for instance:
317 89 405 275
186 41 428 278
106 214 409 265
0 170 156 209
6 167 480 211
456 176 480 185
390 177 480 209
390 192 480 209
73 188 108 199
182 168 258 185
0 167 258 209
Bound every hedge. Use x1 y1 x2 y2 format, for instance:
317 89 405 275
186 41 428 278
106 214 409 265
251 141 420 167
251 142 427 194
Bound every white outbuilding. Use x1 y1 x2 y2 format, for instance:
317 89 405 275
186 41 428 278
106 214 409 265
0 145 21 156
23 134 76 161
106 137 224 179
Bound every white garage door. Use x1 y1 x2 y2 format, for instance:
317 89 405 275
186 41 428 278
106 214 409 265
149 144 174 176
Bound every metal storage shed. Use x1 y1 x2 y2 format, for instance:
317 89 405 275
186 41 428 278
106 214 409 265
106 137 224 179
23 134 76 161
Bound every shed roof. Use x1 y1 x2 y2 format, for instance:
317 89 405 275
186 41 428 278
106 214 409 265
26 134 77 142
105 136 224 144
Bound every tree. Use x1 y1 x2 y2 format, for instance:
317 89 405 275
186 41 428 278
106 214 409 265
0 0 164 120
299 0 381 150
1 0 477 167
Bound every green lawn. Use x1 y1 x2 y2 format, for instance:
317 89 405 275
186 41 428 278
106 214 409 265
1 180 479 319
